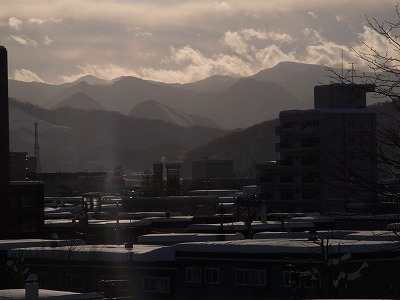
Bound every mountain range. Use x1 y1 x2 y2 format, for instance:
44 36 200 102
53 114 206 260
129 100 221 129
9 61 349 130
8 61 388 174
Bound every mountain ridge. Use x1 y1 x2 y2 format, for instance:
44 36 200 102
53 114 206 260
129 100 222 129
9 61 385 130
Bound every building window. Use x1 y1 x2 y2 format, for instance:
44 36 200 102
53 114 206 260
186 267 202 283
236 269 266 286
304 271 320 289
284 270 301 288
99 278 129 294
204 268 219 284
143 277 170 293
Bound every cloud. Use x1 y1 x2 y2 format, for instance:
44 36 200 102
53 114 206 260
126 27 153 37
54 26 357 84
308 11 317 19
28 18 62 25
2 0 391 85
8 17 23 31
240 28 294 43
139 25 368 83
351 25 397 68
336 14 346 22
28 18 46 25
302 28 324 44
10 35 38 47
140 45 255 83
59 63 139 82
43 35 53 45
13 69 44 82
305 41 348 66
255 45 297 68
165 45 207 65
215 1 231 12
223 31 250 58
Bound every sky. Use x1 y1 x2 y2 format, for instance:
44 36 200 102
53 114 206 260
0 0 398 84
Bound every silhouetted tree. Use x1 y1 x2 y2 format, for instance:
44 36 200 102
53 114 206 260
326 5 400 208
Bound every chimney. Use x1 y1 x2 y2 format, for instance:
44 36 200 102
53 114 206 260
25 274 39 300
0 46 10 196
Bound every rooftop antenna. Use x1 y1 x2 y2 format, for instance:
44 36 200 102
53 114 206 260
34 122 42 173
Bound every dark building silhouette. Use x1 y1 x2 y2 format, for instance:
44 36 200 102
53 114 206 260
257 83 377 213
152 162 164 196
166 162 181 195
10 151 28 181
192 158 234 180
30 172 107 196
0 45 44 237
0 46 10 200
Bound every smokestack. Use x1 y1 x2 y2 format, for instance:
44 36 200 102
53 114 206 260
0 46 10 196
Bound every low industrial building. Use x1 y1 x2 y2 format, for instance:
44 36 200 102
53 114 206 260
6 230 400 299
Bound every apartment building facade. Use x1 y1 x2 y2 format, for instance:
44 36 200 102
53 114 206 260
257 84 377 213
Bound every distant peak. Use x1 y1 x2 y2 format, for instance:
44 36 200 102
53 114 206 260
75 74 108 85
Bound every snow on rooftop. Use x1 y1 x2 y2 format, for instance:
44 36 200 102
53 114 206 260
144 216 192 223
138 233 244 244
0 289 103 299
335 214 400 220
44 219 151 228
174 238 400 255
0 239 85 250
343 230 399 241
253 230 396 241
8 244 176 263
119 211 182 219
288 216 334 223
187 220 314 231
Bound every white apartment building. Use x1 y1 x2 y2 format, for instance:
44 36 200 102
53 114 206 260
256 84 376 213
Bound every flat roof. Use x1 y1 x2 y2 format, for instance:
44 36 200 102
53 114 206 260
187 220 315 231
174 238 400 255
280 107 375 116
0 289 103 299
8 244 176 263
0 239 85 250
138 233 244 244
45 219 151 228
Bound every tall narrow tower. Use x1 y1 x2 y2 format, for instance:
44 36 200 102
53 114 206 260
34 122 41 173
0 46 10 196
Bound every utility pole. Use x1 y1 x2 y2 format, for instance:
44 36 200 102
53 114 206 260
34 122 41 173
